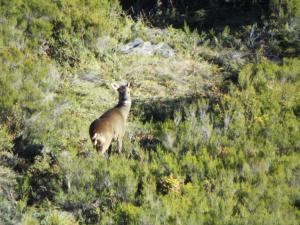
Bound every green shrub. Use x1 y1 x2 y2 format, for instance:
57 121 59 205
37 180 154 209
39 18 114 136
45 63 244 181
56 154 139 224
0 166 22 225
1 0 299 224
0 125 13 153
269 0 300 23
1 0 123 66
22 208 78 225
115 203 142 225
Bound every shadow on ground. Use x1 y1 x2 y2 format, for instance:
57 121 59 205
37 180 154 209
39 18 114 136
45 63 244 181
120 0 269 32
132 92 217 123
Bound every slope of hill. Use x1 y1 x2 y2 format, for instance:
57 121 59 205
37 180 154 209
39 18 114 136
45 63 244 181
1 1 300 224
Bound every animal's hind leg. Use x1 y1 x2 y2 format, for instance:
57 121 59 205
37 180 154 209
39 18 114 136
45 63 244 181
95 143 103 152
94 141 106 155
107 144 112 156
117 138 123 154
101 143 110 155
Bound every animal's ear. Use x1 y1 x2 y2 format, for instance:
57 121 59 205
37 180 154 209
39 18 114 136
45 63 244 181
111 83 119 90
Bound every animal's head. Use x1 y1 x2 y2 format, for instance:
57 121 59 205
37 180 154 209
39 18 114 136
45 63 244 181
112 82 131 104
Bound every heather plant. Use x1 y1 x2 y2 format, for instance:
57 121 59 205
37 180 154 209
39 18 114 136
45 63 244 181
22 208 78 225
0 166 22 225
1 0 300 224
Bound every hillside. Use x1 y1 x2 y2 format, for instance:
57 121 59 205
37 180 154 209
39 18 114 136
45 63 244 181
1 0 300 224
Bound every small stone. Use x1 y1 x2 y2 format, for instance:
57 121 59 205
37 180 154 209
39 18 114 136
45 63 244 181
135 41 155 56
119 38 174 57
155 42 175 58
120 38 144 54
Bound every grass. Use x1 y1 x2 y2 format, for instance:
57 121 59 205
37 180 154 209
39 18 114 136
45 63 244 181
1 1 300 224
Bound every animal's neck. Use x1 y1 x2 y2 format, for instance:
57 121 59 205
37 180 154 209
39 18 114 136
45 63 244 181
116 98 131 119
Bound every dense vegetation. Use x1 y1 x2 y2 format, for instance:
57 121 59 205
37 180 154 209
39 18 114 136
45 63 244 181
0 0 299 224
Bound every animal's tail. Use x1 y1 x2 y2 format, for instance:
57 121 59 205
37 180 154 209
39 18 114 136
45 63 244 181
91 133 106 147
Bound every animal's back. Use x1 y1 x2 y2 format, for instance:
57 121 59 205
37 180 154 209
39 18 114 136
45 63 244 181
89 107 125 140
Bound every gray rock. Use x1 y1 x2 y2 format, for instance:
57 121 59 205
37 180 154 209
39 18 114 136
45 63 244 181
135 41 155 56
120 38 144 54
120 38 175 58
155 42 175 58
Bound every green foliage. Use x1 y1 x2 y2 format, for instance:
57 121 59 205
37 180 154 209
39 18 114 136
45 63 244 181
115 203 142 225
270 0 300 23
126 58 299 224
22 208 78 225
56 154 139 224
1 52 54 112
0 166 22 225
0 125 13 153
157 174 182 194
1 0 122 66
1 0 300 224
236 58 300 153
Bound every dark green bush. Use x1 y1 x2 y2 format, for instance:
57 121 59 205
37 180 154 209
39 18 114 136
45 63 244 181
1 0 299 224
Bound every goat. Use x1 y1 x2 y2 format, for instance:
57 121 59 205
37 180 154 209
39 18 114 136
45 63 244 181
89 82 132 154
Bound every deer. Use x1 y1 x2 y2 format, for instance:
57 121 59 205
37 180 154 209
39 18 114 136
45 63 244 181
89 82 132 155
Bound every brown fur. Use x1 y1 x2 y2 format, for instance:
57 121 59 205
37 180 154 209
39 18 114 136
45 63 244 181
89 83 131 154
